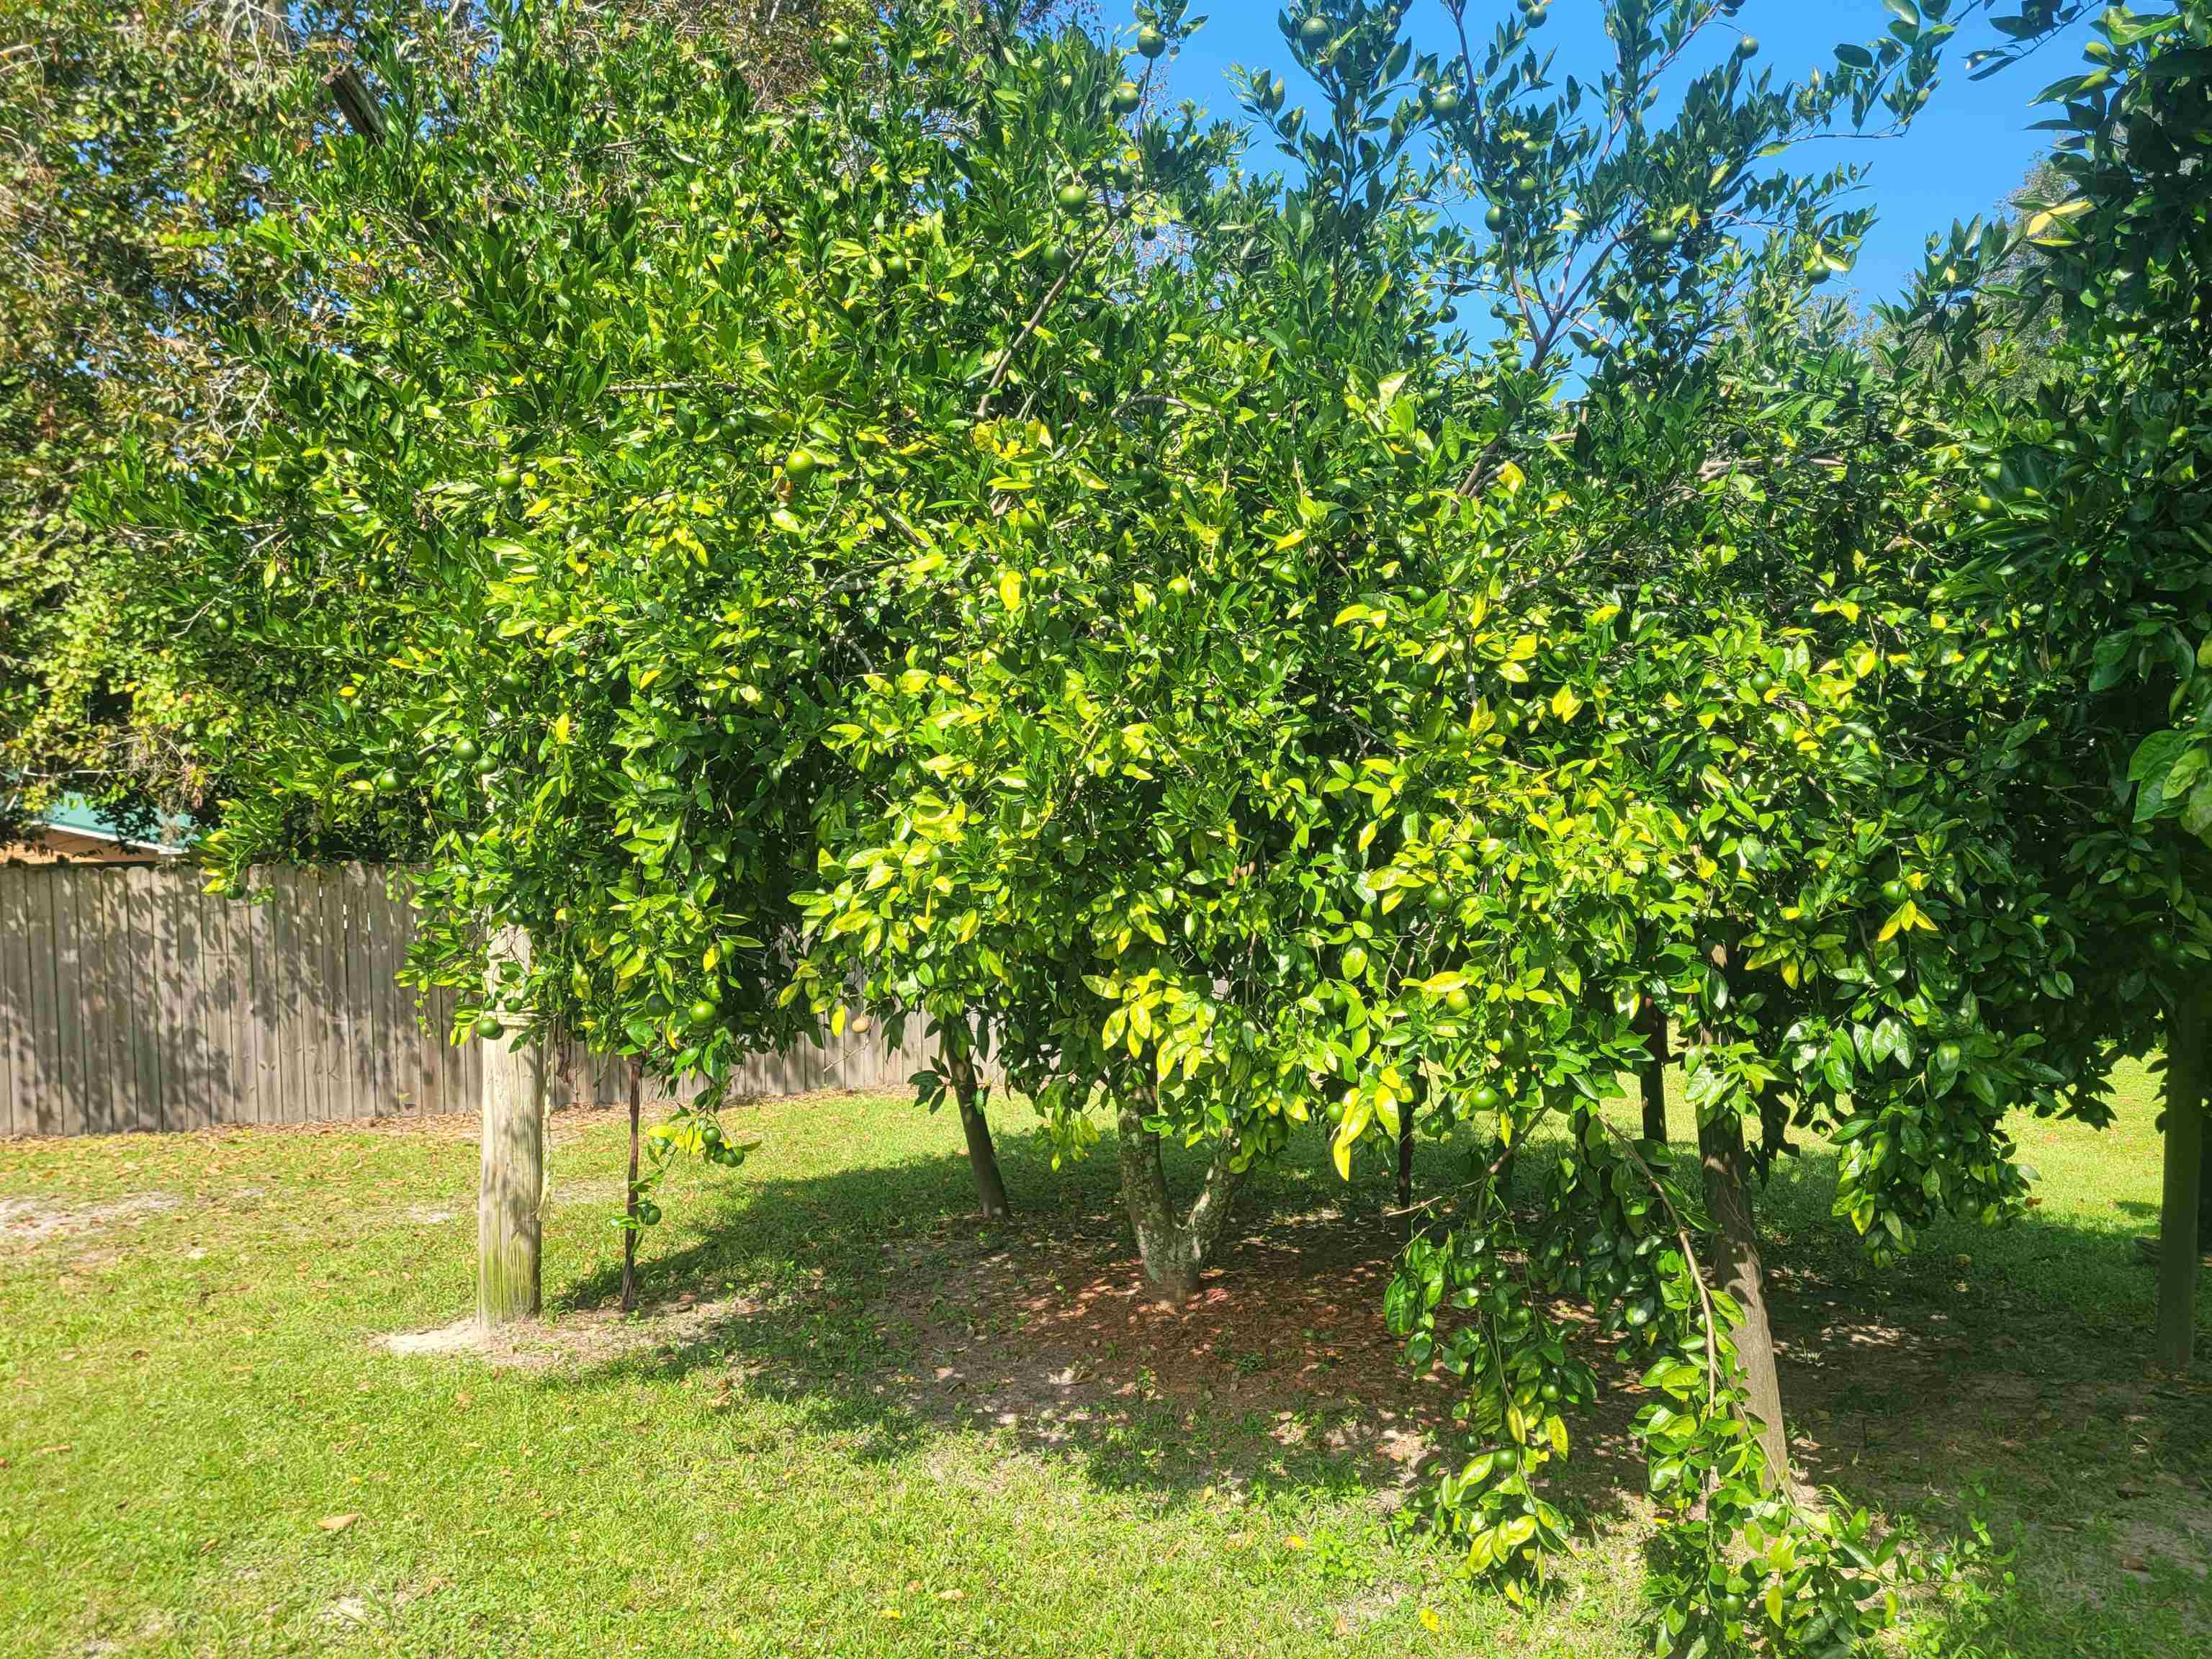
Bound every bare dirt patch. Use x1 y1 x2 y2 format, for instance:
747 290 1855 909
0 1192 180 1251
377 1291 760 1372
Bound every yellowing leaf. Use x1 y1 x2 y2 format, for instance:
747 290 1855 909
998 570 1025 611
1332 1095 1372 1180
1419 1607 1441 1632
1876 900 1934 943
1549 685 1583 722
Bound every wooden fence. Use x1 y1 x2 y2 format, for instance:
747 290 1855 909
0 863 936 1137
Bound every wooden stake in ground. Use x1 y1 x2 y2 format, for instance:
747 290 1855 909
621 1058 643 1314
2155 986 2207 1375
477 926 545 1328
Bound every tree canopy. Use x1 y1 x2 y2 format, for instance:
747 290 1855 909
36 0 2212 1653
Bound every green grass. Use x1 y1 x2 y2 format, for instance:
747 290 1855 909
0 1067 2206 1657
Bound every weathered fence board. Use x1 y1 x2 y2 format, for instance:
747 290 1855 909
0 863 943 1136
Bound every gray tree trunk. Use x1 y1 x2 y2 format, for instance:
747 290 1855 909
2198 1125 2212 1252
1691 940 1787 1487
240 0 386 140
945 1035 1010 1222
1115 1094 1245 1305
1637 1006 1669 1145
621 1058 643 1314
1700 1107 1789 1486
476 926 545 1329
2156 987 2207 1374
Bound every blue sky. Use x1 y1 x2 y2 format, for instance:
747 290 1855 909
1149 1 2094 310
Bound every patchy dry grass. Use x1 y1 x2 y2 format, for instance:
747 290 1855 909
0 1067 2206 1656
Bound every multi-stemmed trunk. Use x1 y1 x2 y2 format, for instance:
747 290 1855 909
1115 1093 1246 1305
477 925 545 1329
945 1030 1010 1223
2155 986 2208 1375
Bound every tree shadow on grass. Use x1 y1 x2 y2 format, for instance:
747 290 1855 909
548 1120 1461 1507
535 1114 2211 1650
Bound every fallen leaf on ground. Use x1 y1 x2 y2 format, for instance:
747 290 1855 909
318 1514 361 1533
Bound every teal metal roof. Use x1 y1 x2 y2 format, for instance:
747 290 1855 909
35 794 197 854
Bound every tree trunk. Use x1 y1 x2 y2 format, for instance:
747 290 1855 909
1691 938 1787 1486
1394 1073 1426 1238
241 0 387 140
1637 1006 1670 1145
946 1035 1010 1222
2155 987 2207 1375
621 1058 642 1314
2197 1120 2212 1254
477 926 544 1329
1396 1109 1415 1216
1115 1094 1245 1305
1700 1107 1789 1486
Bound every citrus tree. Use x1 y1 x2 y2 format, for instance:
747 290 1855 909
1884 0 2212 1372
91 0 1166 1314
1223 2 2123 1648
792 0 1485 1300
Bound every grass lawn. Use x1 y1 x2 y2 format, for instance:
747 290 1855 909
1 1065 2207 1657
